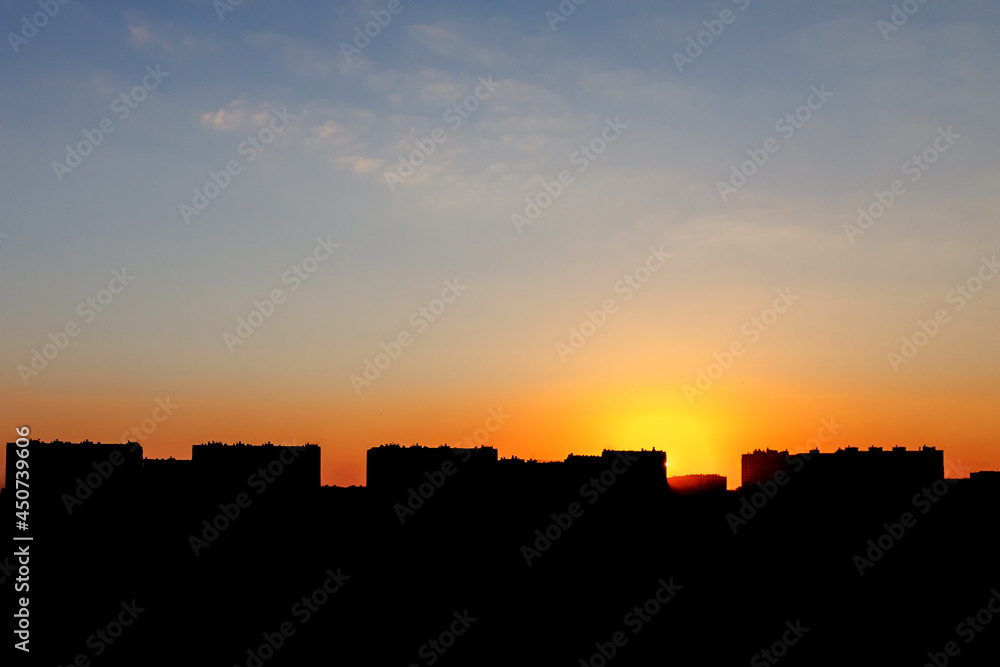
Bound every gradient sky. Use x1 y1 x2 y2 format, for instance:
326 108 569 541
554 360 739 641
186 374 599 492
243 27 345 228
2 0 999 488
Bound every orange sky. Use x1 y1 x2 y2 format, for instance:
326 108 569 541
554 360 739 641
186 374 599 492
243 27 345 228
2 0 999 500
4 376 996 490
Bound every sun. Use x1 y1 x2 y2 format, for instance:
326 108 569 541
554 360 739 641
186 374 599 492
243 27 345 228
602 409 723 479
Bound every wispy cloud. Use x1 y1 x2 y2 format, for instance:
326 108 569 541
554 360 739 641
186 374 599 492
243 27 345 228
201 98 277 131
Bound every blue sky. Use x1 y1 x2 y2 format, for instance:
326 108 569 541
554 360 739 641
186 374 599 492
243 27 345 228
2 0 999 485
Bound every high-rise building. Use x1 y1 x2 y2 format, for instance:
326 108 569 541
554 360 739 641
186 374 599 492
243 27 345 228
742 448 791 488
741 445 943 491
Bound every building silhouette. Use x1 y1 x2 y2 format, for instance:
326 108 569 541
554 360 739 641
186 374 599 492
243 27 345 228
742 445 943 490
190 440 320 494
3 438 998 667
367 444 667 497
366 443 497 491
742 447 792 487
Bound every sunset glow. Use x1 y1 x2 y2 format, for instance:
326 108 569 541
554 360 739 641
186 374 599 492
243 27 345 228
2 1 998 490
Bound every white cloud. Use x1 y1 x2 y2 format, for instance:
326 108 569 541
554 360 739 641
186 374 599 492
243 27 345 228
338 156 383 174
128 24 151 46
408 23 508 66
201 98 276 131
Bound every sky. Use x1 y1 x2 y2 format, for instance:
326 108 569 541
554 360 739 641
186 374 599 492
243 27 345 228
2 0 999 489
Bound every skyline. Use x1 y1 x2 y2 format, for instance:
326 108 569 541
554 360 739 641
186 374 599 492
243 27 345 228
9 436 997 664
3 0 1000 489
0 430 979 493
